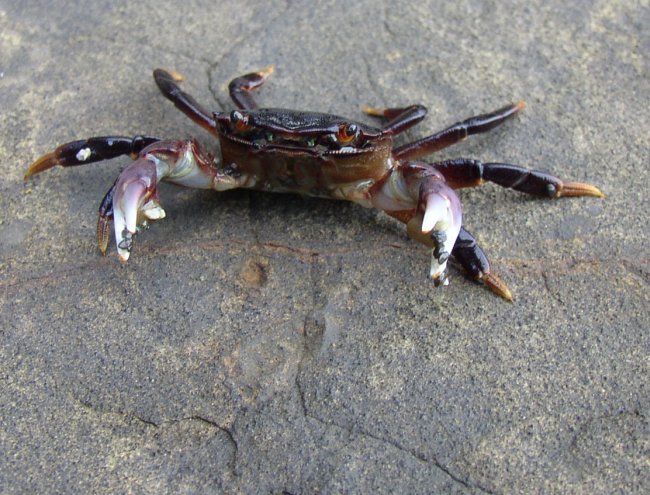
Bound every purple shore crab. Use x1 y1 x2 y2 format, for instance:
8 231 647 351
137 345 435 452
25 66 603 300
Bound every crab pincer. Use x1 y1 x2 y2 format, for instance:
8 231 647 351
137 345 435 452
97 138 220 259
109 158 164 260
414 173 462 285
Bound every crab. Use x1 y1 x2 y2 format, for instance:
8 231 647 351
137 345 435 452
25 66 604 300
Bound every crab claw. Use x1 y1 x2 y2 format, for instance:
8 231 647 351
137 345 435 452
111 158 163 261
408 176 463 285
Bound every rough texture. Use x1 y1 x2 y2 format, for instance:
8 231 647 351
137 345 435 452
1 1 648 493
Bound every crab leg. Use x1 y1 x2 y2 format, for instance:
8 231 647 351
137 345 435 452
393 101 524 161
154 69 217 134
363 104 428 136
433 159 604 198
228 65 275 110
452 227 513 301
384 211 513 300
24 135 160 179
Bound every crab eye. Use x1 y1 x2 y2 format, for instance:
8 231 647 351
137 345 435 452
337 123 358 144
230 110 250 132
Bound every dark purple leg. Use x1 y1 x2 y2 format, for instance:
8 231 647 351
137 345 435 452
393 102 525 161
452 227 513 301
154 69 217 133
24 135 160 179
363 105 428 136
228 65 275 110
433 159 604 198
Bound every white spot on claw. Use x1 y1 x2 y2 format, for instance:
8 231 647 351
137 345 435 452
76 147 92 161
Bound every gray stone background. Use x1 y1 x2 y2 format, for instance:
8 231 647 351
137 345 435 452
1 0 648 493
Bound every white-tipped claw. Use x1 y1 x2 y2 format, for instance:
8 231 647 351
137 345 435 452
421 186 462 283
421 195 449 234
116 232 133 262
111 158 159 261
430 265 450 286
429 254 450 283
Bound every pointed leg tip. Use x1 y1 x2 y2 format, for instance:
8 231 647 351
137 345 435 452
482 272 514 302
515 100 526 112
153 67 184 82
97 239 109 256
97 219 111 255
25 153 57 179
168 69 185 82
362 105 384 117
258 64 275 78
557 181 605 199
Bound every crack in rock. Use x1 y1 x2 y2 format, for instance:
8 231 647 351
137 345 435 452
292 377 494 494
72 396 240 477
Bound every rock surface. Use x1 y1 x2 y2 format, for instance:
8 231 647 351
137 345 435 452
1 1 648 493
